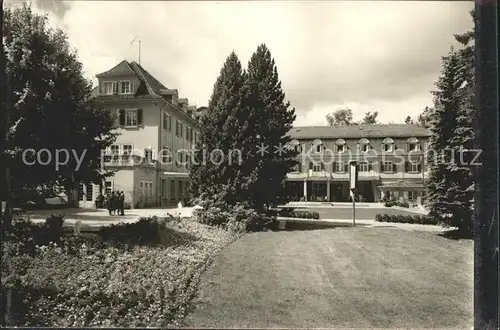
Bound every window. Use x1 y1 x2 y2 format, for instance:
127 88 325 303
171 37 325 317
176 120 183 137
120 81 132 94
408 143 419 151
126 110 138 126
86 184 93 201
185 154 190 168
292 162 301 172
407 137 420 152
406 161 422 173
148 182 153 198
337 144 345 153
140 181 144 196
162 112 172 131
382 161 395 173
383 138 394 152
171 179 175 198
335 162 347 173
78 183 84 201
186 126 192 142
122 145 132 155
359 162 369 172
103 82 114 95
105 181 112 194
161 147 172 164
194 132 200 144
312 139 323 153
110 145 119 155
408 191 418 201
144 149 153 162
358 138 370 152
313 163 322 172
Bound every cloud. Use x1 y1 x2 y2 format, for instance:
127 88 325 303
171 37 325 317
25 1 473 125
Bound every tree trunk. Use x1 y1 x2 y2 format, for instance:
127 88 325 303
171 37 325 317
474 1 499 328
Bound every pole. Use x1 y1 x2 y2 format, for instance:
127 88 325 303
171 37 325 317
352 193 356 227
138 40 141 65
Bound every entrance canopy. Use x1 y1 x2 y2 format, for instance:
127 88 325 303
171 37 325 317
163 172 189 178
377 181 424 190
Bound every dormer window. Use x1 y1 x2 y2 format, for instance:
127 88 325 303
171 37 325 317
383 138 394 152
289 139 301 153
120 81 133 94
407 137 420 151
335 139 346 153
312 139 323 153
103 82 114 95
358 138 370 152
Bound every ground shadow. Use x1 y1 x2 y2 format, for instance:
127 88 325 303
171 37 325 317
437 229 473 240
271 222 369 232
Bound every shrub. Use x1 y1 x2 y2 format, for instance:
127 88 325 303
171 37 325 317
277 207 294 217
374 214 438 225
312 212 320 219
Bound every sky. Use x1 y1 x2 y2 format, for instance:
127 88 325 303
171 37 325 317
8 0 474 126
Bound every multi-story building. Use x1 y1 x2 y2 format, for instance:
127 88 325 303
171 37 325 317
77 60 202 208
284 124 430 204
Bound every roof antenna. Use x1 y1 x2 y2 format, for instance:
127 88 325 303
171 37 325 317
130 36 141 65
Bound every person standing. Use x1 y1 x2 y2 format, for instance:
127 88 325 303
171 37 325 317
119 191 125 216
106 192 113 215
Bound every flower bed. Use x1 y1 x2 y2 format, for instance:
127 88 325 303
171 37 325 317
375 214 438 225
1 216 240 327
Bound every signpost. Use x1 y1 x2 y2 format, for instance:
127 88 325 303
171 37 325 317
349 161 358 227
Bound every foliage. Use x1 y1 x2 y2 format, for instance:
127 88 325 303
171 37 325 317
1 216 238 327
190 45 297 211
425 11 474 233
189 52 250 208
326 108 354 126
384 200 410 208
277 209 320 219
405 116 414 124
360 111 378 125
1 4 117 228
243 44 298 210
375 214 438 225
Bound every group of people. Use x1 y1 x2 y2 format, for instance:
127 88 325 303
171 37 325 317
105 190 125 216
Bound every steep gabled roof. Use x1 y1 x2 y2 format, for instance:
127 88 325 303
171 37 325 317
129 61 167 98
96 60 136 78
290 124 431 139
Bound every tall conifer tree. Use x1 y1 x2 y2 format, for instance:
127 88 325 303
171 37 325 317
189 52 250 208
244 44 297 210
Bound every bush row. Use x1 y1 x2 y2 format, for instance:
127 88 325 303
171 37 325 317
384 200 410 208
375 214 437 225
278 209 320 219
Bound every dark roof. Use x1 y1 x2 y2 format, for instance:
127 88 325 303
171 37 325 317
290 124 430 140
93 60 199 125
96 60 136 78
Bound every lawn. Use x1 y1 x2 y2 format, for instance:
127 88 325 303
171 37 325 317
1 216 239 327
182 226 473 328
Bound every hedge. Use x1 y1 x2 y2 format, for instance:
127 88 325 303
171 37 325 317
383 200 410 208
276 208 320 219
375 214 438 225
